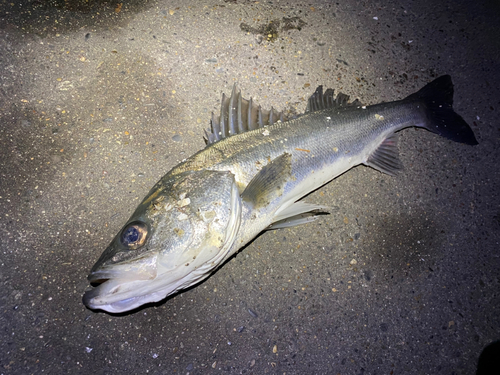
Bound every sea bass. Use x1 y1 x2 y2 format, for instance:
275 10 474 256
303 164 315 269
83 75 477 313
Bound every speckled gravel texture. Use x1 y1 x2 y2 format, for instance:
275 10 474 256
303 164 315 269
1 0 499 374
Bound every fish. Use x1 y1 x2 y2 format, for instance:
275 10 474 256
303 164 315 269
82 75 477 313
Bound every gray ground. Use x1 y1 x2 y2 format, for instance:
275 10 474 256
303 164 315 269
1 0 499 374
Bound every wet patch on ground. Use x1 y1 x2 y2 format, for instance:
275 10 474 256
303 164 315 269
240 16 306 43
0 0 156 36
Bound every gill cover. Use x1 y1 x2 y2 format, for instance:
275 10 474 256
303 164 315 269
83 169 241 313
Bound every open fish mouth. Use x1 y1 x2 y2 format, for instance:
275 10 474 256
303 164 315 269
82 277 159 313
83 255 161 312
82 249 223 313
82 268 208 313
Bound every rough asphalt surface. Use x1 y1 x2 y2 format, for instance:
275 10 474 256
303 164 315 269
1 0 499 374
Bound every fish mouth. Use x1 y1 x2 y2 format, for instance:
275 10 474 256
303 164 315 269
83 255 161 313
83 268 203 313
82 247 229 313
83 264 173 313
82 254 208 313
82 277 159 313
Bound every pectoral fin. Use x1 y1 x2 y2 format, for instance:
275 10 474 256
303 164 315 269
242 153 329 229
241 152 292 208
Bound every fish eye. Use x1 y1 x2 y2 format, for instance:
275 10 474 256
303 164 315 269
121 221 148 249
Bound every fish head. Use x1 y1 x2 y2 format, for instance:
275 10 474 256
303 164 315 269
83 169 241 313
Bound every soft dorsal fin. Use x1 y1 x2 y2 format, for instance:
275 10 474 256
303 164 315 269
205 85 286 144
306 85 363 113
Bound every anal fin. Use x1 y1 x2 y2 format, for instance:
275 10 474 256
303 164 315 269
365 133 402 176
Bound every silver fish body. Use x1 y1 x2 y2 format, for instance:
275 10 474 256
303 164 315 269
83 75 477 313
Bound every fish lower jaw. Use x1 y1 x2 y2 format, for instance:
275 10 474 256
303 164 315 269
82 265 211 313
83 277 173 313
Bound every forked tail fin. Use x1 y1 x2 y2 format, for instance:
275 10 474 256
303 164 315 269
405 75 478 145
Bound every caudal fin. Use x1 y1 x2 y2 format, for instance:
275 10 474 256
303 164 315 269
406 75 478 145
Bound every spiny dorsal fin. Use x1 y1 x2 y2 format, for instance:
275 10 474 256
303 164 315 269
205 84 363 144
205 84 287 145
305 85 363 113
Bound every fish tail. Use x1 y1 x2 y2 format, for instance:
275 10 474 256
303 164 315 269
406 75 478 145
